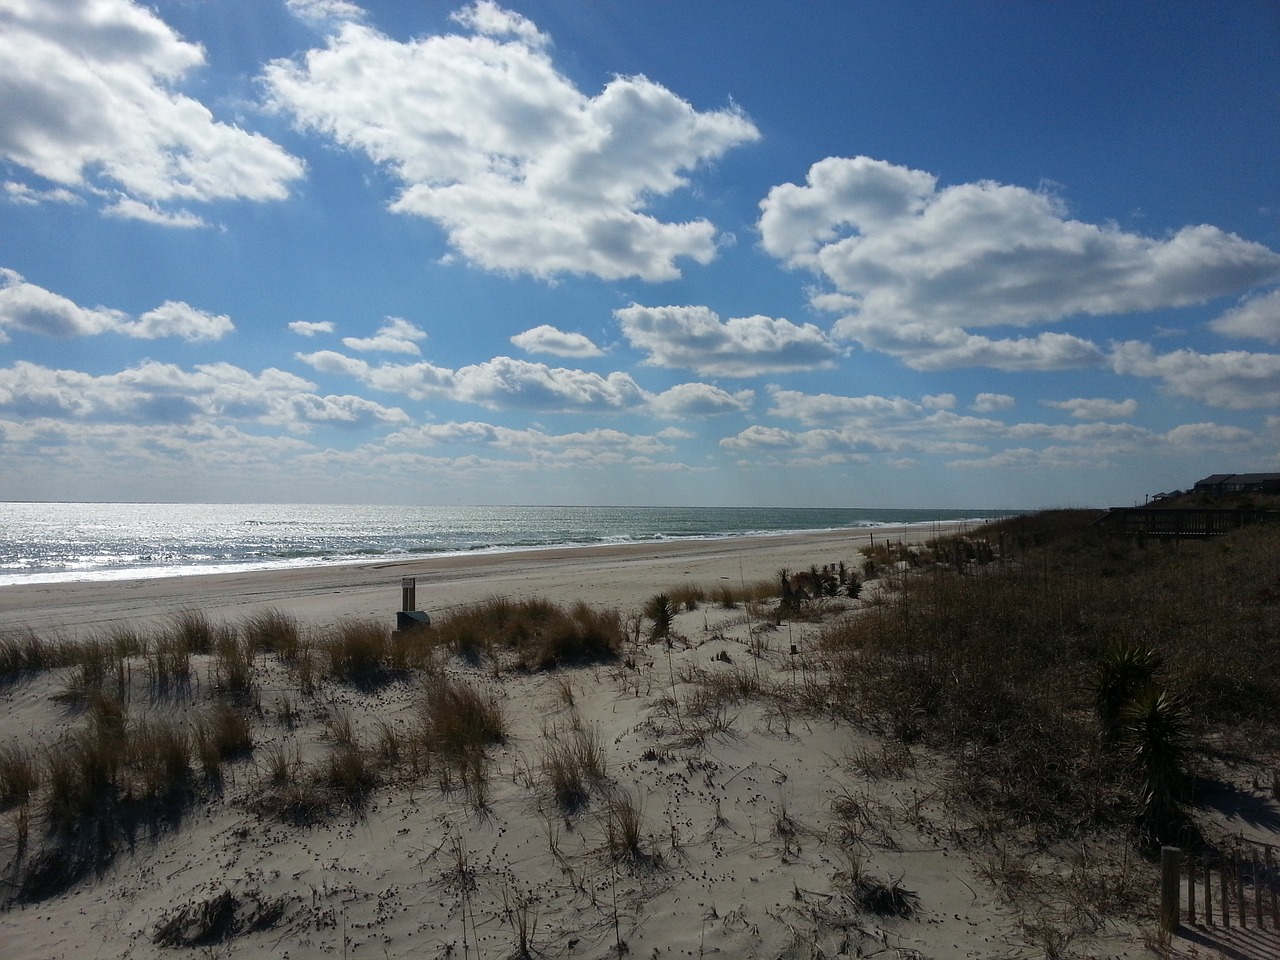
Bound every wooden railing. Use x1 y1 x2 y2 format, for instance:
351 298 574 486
1095 508 1276 539
1161 844 1280 932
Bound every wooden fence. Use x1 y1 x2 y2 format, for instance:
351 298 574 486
1161 844 1280 932
1095 508 1275 539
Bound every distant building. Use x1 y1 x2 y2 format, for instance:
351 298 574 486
1192 473 1280 495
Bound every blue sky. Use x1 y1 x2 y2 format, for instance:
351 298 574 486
2 0 1278 508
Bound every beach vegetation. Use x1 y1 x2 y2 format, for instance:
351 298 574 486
193 702 253 778
145 632 192 699
602 788 651 865
541 721 607 813
415 674 505 804
427 597 623 669
823 509 1280 856
212 631 255 701
0 631 81 684
170 609 217 656
644 594 675 640
241 608 301 660
0 744 39 809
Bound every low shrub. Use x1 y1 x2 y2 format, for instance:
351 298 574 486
320 619 394 684
541 723 607 812
0 743 39 808
241 609 301 660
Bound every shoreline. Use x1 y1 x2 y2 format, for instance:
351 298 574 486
0 521 968 635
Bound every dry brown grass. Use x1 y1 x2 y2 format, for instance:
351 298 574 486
824 510 1280 849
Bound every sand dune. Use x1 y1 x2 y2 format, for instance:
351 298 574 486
0 524 1179 958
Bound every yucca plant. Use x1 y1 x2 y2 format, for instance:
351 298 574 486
1096 641 1161 746
1121 683 1193 849
644 594 675 640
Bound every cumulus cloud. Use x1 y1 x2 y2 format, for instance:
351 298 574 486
971 393 1015 413
298 349 648 412
0 0 303 219
4 181 82 206
120 301 233 342
297 345 751 418
615 304 842 376
103 197 205 228
342 317 427 355
262 2 759 280
510 324 603 358
1110 341 1280 410
841 321 1105 372
0 268 123 339
1211 288 1280 343
766 388 925 426
648 382 753 418
449 358 647 410
289 320 336 336
0 269 230 342
759 156 1280 369
719 383 1242 472
286 0 367 24
0 359 407 432
1043 397 1138 420
389 420 673 458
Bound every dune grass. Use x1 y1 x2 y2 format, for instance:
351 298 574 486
428 597 625 669
823 509 1280 849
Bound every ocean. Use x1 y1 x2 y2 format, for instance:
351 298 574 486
0 502 1017 586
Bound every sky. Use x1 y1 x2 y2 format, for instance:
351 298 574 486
1 0 1279 509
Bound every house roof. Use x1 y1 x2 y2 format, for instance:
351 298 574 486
1195 472 1280 485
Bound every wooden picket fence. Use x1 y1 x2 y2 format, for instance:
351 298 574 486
1161 843 1280 932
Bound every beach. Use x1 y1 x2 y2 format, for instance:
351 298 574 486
0 523 949 636
0 520 1177 959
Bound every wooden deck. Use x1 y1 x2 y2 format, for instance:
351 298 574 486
1094 507 1276 538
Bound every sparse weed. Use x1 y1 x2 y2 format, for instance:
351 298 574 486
541 722 607 812
603 789 647 863
0 744 39 809
241 609 301 660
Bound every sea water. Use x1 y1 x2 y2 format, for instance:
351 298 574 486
0 502 1016 586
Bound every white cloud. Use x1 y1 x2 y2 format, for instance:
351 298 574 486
760 156 1280 369
120 301 234 342
1043 397 1138 420
342 317 427 355
615 304 842 376
0 0 304 219
837 320 1105 372
971 393 1015 413
289 320 336 336
300 349 648 412
4 181 82 206
103 197 205 228
648 382 753 418
0 268 124 339
510 324 603 358
295 349 370 377
286 0 367 25
449 357 645 411
0 270 232 342
1162 422 1254 449
1210 288 1280 343
0 359 407 432
1110 341 1280 409
766 388 924 426
921 393 956 409
389 420 672 458
262 3 759 280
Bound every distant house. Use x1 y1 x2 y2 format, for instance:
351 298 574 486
1193 473 1280 495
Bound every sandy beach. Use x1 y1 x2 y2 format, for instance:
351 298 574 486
0 523 955 637
0 520 1194 959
